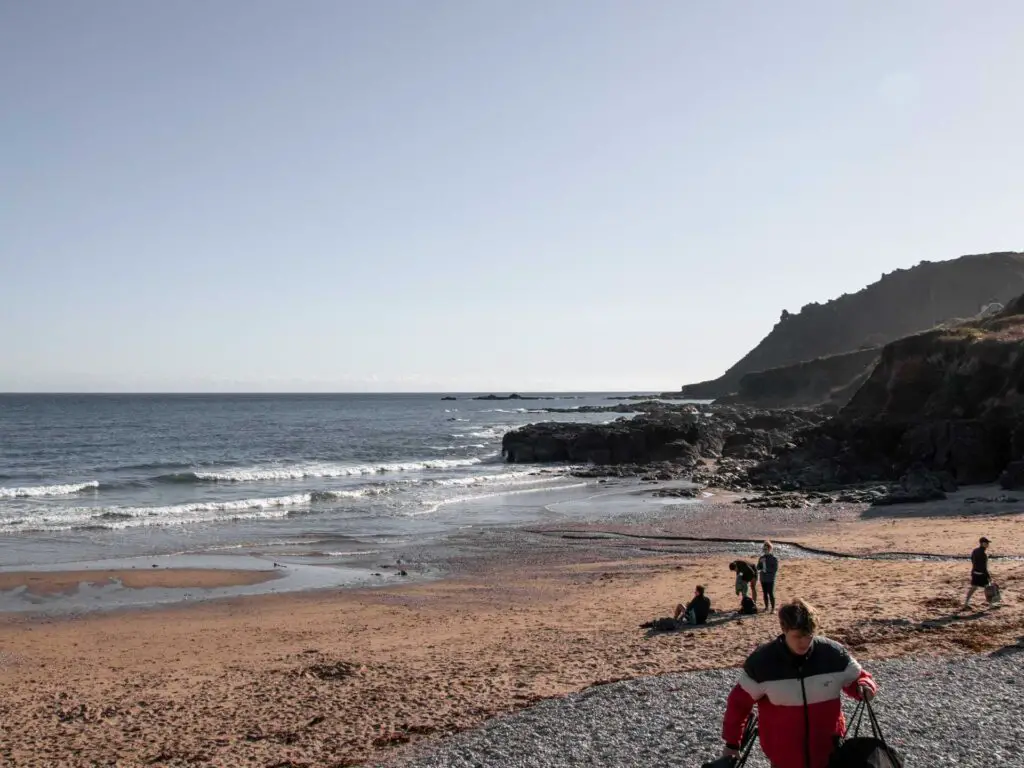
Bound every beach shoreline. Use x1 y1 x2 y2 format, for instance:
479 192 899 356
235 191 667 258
1 489 1022 767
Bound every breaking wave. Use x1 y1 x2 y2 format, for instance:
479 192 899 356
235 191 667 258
157 458 486 484
0 481 100 499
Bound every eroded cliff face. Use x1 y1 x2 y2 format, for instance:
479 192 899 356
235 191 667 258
684 251 1024 399
753 297 1024 488
719 347 881 409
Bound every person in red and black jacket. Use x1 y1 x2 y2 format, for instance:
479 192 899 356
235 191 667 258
719 599 878 768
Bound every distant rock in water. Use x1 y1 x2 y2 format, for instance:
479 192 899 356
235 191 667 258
684 251 1024 400
441 396 457 401
472 393 554 401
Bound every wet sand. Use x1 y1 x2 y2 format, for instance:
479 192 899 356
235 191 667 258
1 492 1022 767
0 568 282 597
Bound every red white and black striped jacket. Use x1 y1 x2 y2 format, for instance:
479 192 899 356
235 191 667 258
722 635 877 768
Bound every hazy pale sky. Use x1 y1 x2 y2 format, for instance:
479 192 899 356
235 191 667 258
2 2 1022 392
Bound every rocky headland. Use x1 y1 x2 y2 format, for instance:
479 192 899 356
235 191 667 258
682 251 1024 403
504 264 1024 509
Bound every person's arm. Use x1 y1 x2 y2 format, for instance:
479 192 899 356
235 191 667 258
722 664 764 750
840 656 878 701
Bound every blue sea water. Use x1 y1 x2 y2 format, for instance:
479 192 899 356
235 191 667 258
0 393 641 567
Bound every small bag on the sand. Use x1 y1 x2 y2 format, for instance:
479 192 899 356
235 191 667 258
829 700 903 768
739 596 758 615
985 582 1002 604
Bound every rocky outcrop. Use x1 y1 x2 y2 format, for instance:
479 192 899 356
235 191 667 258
502 406 825 474
718 347 881 409
472 394 554 401
750 295 1024 489
684 251 1024 399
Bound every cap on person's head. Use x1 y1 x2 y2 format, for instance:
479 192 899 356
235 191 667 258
981 536 991 544
729 562 737 570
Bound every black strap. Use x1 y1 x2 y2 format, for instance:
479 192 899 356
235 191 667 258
847 699 866 737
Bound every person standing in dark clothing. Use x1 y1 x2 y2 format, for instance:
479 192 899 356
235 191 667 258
964 536 992 609
757 541 779 612
730 560 758 603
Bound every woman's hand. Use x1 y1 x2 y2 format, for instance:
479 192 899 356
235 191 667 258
858 683 875 702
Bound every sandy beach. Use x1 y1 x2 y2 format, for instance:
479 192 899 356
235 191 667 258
0 492 1021 767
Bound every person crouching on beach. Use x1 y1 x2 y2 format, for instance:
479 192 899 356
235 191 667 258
757 541 779 612
729 559 758 603
719 599 878 768
674 585 711 626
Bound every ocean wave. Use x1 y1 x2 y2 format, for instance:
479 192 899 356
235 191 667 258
1 488 388 532
467 426 514 439
429 470 556 488
0 481 100 499
413 480 590 516
157 458 485 483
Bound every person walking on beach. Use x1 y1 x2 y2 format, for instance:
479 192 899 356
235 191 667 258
674 584 711 626
964 536 992 610
729 560 758 603
719 599 878 768
757 541 779 612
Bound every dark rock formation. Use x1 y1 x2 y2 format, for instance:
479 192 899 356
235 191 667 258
750 295 1024 491
502 407 826 481
441 396 457 401
472 393 554 401
684 251 1024 399
718 347 882 409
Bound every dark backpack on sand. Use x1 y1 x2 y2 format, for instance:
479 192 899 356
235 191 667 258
739 596 758 615
829 699 903 768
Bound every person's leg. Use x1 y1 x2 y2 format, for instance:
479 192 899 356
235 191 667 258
965 586 978 609
765 580 776 611
686 608 696 625
674 603 685 620
750 578 757 602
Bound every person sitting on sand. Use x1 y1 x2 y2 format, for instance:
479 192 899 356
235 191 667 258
964 536 992 610
719 599 878 768
757 541 779 612
674 585 711 626
729 559 758 603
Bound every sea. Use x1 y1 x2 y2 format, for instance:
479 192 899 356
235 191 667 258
0 393 651 570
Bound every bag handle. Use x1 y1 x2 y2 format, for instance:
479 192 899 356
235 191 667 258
863 697 902 763
847 699 867 737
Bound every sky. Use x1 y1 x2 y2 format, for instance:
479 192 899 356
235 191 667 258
2 1 1023 393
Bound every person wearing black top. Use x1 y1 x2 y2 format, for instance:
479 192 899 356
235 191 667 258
757 541 780 612
964 536 992 609
675 584 712 625
730 560 758 603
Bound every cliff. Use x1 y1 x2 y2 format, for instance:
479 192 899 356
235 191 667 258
683 251 1024 399
753 294 1024 489
718 347 882 409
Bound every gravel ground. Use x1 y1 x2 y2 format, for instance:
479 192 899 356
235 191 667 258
384 648 1024 768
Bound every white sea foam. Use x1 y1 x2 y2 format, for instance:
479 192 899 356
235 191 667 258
413 480 590 516
0 481 100 499
467 425 514 439
0 488 384 532
190 458 484 482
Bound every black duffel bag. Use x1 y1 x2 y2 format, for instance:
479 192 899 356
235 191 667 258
829 698 903 768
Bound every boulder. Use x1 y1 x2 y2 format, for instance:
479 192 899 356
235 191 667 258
999 460 1024 490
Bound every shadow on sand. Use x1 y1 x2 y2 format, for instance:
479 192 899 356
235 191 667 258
643 611 753 639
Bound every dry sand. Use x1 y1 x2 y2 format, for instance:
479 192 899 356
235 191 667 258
1 496 1022 767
